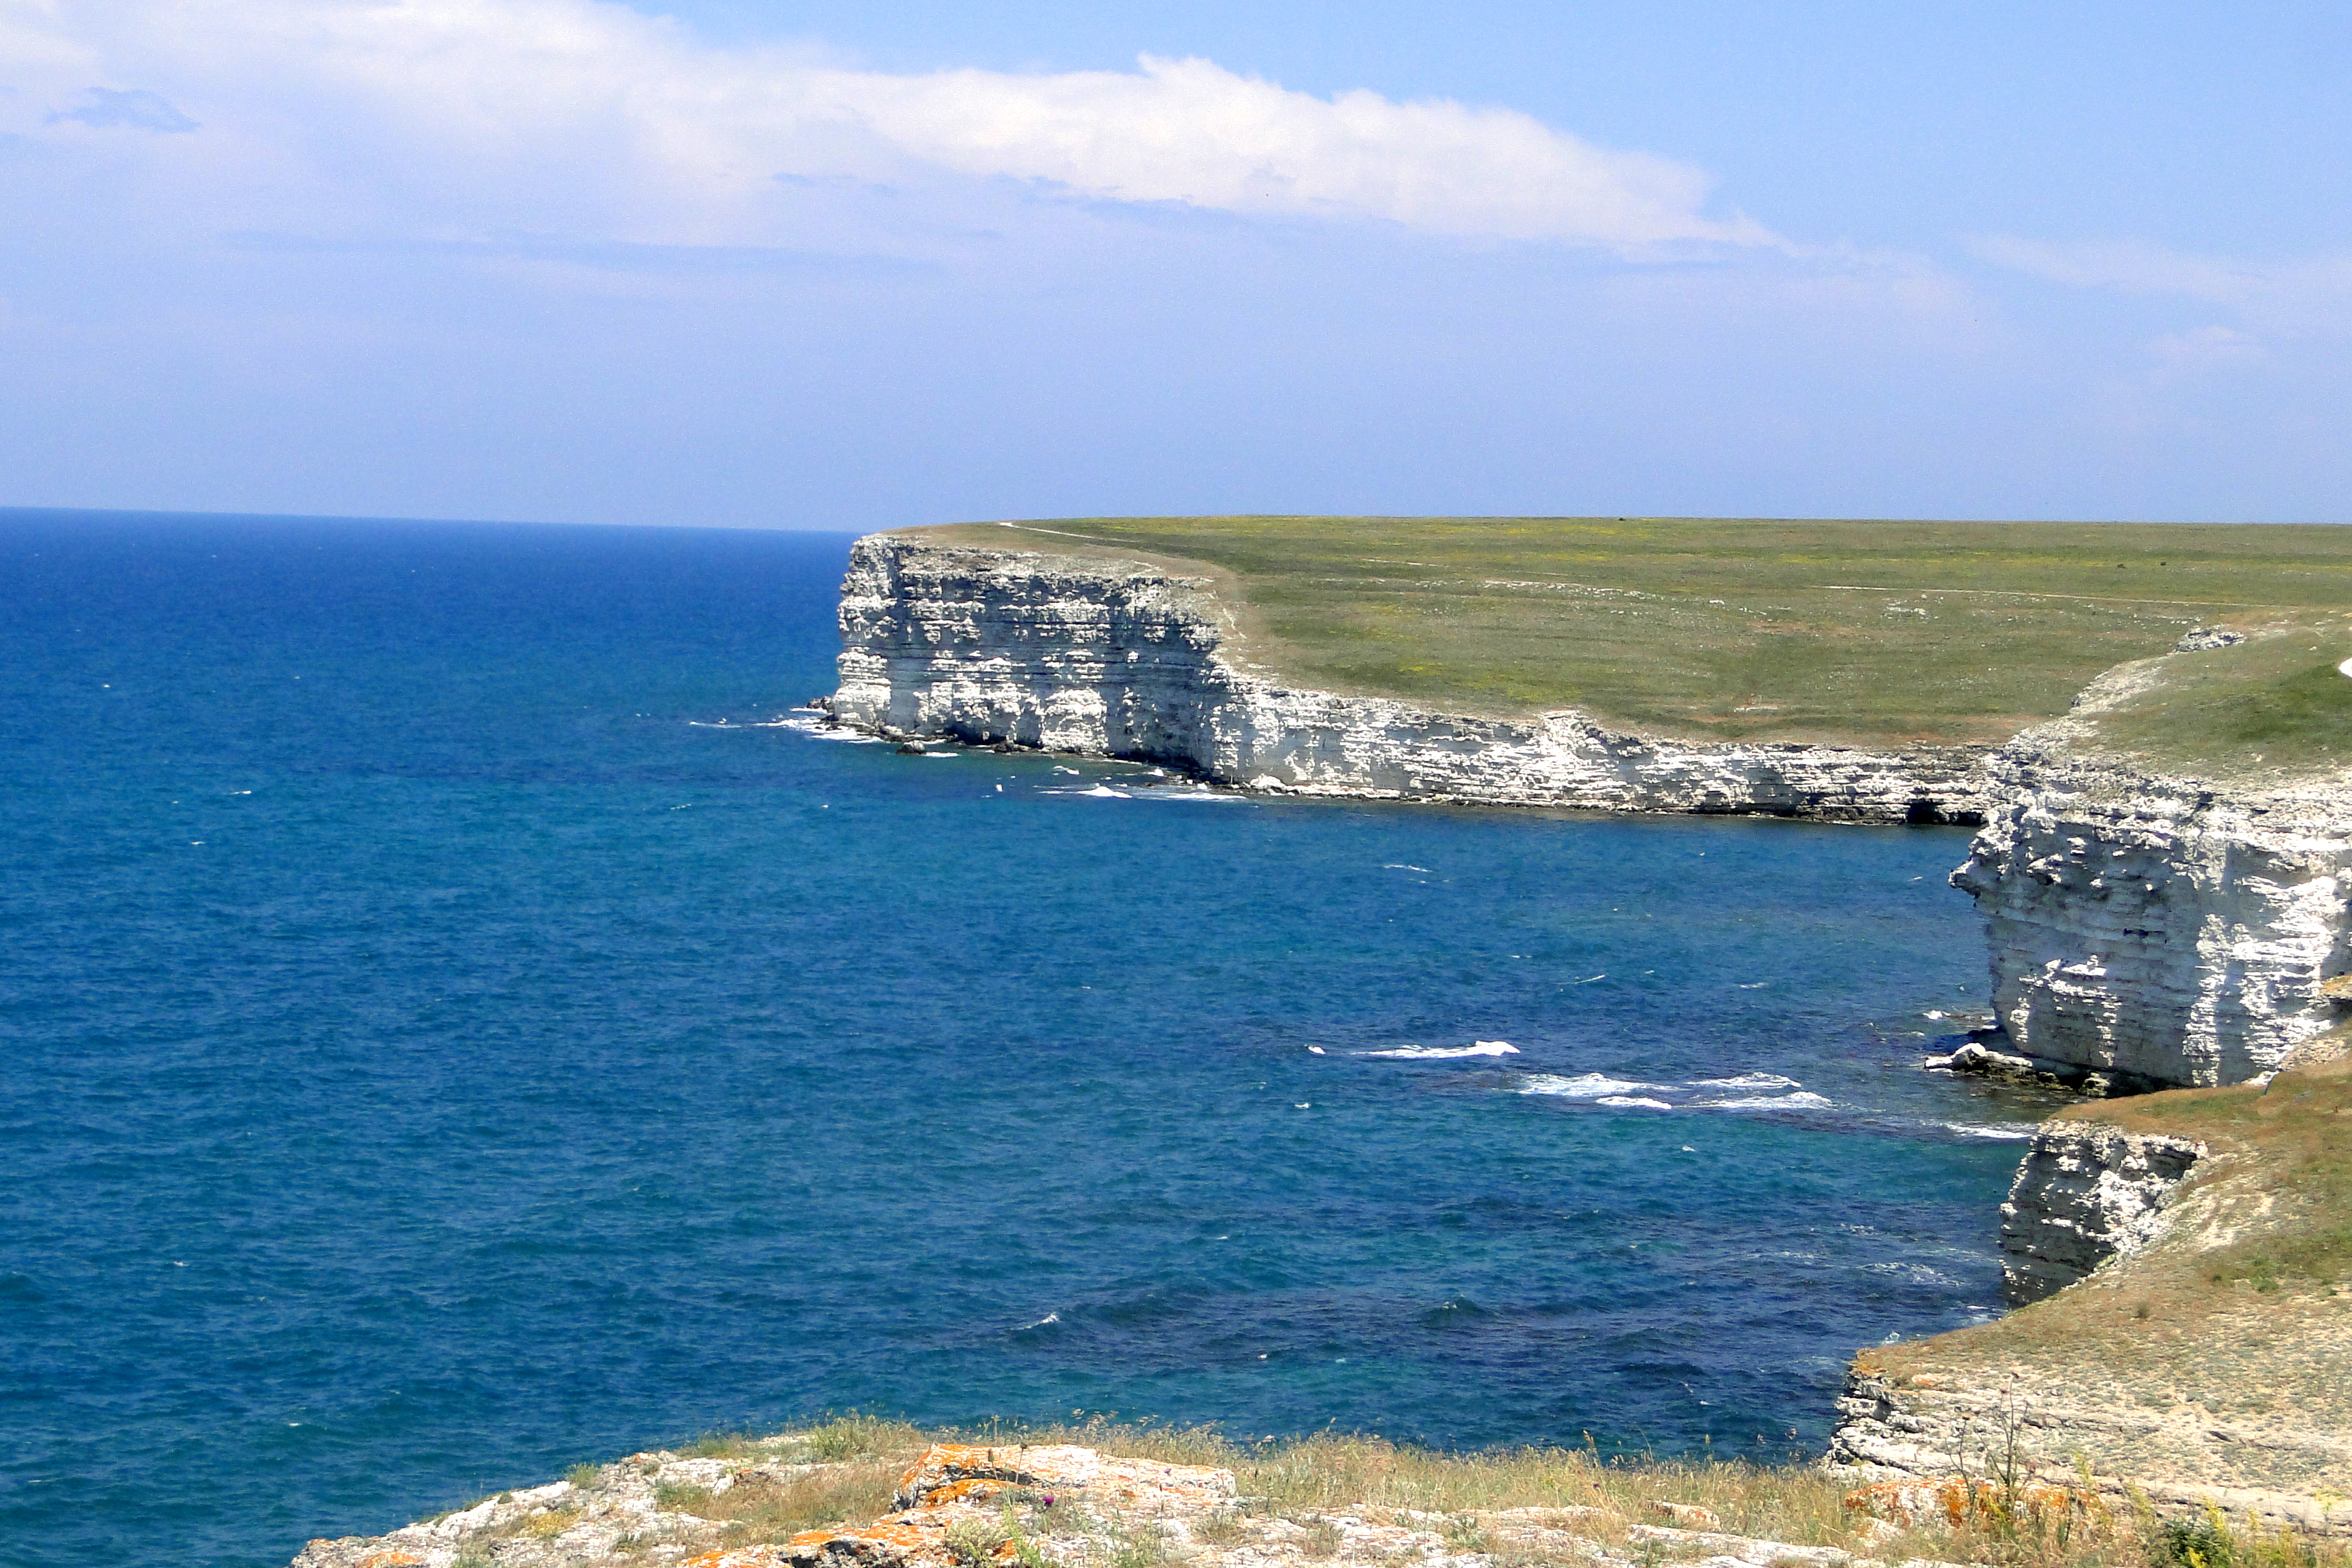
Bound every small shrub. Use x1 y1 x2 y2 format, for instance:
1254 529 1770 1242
1443 1514 1494 1553
2155 1515 2237 1568
945 1514 1017 1567
655 1480 715 1516
1301 1518 1343 1559
566 1462 604 1489
1195 1509 1246 1546
1107 1519 1173 1568
524 1505 583 1539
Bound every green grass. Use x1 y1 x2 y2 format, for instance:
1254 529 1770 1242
2071 615 2352 781
906 516 2352 750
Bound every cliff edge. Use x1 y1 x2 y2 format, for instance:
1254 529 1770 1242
828 534 1993 824
1950 620 2352 1090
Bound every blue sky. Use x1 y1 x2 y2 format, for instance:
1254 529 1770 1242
6 1 2351 527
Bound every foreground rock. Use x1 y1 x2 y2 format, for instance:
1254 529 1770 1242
828 536 1992 826
292 1438 2047 1568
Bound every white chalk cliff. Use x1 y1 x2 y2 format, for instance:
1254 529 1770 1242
828 536 1994 825
1949 657 2352 1090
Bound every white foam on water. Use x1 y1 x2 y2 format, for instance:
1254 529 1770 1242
778 716 883 743
1041 785 1132 798
1596 1096 1674 1111
1519 1072 1660 1098
1695 1091 1834 1111
1944 1122 2039 1141
1690 1072 1801 1090
1019 1311 1061 1330
1306 1045 1326 1054
921 751 960 757
1361 1040 1520 1060
1382 864 1433 872
1137 789 1245 803
1735 981 1768 989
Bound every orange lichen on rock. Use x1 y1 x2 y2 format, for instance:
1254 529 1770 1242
1843 1477 2101 1526
781 1516 956 1567
685 1549 796 1568
353 1554 427 1568
892 1443 1236 1518
911 1477 1012 1508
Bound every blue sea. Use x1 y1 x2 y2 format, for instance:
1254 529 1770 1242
0 510 2053 1568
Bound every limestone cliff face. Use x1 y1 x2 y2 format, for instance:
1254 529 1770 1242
1997 1120 2204 1305
1949 668 2352 1089
830 536 1993 824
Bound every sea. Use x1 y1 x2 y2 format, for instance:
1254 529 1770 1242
0 510 2059 1568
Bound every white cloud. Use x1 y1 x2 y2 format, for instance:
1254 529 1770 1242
5 0 1771 252
1972 235 2352 337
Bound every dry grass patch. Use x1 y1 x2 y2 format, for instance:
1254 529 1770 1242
657 1456 904 1544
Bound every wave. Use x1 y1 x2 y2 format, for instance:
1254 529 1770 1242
1944 1122 2039 1141
774 716 884 743
1596 1095 1673 1111
1136 789 1246 804
1360 1040 1520 1060
1690 1073 1800 1090
1518 1073 1663 1098
1041 785 1132 799
1693 1090 1833 1111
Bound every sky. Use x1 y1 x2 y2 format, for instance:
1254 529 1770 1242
5 1 2352 529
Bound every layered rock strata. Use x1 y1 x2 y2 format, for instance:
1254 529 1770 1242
828 536 1993 825
1948 666 2352 1090
1995 1121 2204 1305
1827 1369 2352 1537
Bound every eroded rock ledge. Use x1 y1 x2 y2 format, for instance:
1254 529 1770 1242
1997 1121 2206 1306
827 537 1993 826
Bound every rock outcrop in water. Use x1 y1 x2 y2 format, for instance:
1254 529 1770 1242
828 536 1993 825
1948 660 2352 1090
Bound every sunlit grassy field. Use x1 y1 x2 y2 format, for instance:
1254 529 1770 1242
2074 612 2352 781
906 517 2352 751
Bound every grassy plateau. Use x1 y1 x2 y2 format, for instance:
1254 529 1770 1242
907 517 2352 754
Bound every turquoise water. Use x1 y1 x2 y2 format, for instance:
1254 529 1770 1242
0 511 2045 1568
